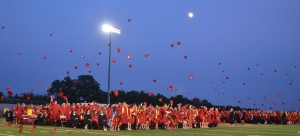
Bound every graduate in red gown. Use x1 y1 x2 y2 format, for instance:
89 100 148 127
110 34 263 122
13 103 22 124
50 96 60 125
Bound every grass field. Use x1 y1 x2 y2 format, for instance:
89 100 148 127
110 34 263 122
0 119 299 136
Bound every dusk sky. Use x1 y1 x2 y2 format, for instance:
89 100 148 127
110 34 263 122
0 0 300 110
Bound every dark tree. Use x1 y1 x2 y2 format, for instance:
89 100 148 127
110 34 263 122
48 75 105 103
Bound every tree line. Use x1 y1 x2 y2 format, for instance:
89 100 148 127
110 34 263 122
0 75 246 111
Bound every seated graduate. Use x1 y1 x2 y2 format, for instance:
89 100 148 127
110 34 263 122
4 108 13 125
98 110 108 131
84 110 93 130
71 110 80 128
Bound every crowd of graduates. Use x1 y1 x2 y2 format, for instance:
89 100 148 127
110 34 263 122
3 96 300 131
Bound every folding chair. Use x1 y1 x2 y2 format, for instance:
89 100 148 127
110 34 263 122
60 115 67 127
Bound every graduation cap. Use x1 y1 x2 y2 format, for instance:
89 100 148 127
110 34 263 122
153 79 157 83
116 48 121 53
126 55 131 60
113 90 119 96
59 92 64 97
46 87 50 92
144 52 149 58
168 84 173 91
148 92 153 97
19 125 24 133
170 44 174 48
27 95 30 100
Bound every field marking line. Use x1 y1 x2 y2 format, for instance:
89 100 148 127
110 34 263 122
0 133 14 136
176 132 231 136
207 129 300 136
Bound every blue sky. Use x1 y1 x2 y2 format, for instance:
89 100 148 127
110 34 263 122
0 0 300 110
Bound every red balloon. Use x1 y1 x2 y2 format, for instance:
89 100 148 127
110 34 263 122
85 62 90 67
158 98 163 102
74 66 78 69
66 71 70 75
188 75 193 80
0 96 4 100
128 64 132 68
63 96 67 100
177 41 181 46
112 59 117 63
184 56 188 59
148 92 153 97
119 82 123 86
238 100 242 104
81 55 85 59
43 56 47 60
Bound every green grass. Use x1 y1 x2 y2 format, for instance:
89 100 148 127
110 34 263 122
0 119 299 136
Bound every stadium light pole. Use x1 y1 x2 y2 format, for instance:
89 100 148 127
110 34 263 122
102 24 121 105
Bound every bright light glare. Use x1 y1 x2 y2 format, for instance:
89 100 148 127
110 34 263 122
102 24 121 34
188 12 194 18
